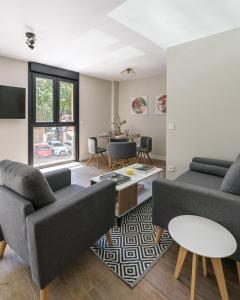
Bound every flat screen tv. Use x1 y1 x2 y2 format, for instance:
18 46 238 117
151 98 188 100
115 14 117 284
0 85 26 119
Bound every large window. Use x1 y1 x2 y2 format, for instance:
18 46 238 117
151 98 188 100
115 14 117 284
29 64 79 167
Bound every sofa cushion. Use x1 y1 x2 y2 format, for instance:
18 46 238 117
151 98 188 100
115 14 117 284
0 160 56 209
176 170 223 190
192 157 233 168
220 156 240 196
54 184 87 201
189 162 228 178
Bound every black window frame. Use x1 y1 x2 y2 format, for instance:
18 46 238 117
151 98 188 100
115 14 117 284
28 62 79 168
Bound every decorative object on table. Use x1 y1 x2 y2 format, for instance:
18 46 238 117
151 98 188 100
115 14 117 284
126 167 135 176
131 163 154 173
169 215 237 300
136 136 153 164
99 172 131 185
111 115 127 135
91 199 172 288
131 96 148 115
107 142 137 171
120 67 136 80
86 137 107 168
155 94 167 114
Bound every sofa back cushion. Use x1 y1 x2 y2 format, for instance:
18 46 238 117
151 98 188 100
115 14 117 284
192 157 233 168
190 162 228 178
220 155 240 196
0 160 56 209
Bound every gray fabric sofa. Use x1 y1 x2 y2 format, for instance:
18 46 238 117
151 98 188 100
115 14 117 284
0 160 116 300
152 156 240 264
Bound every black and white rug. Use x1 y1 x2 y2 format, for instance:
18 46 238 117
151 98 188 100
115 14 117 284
91 199 172 287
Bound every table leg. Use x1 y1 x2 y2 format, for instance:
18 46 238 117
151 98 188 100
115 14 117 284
190 254 198 300
116 217 121 227
174 246 188 279
202 256 207 277
211 258 229 300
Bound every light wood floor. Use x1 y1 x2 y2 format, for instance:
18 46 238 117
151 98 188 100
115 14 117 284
1 158 240 300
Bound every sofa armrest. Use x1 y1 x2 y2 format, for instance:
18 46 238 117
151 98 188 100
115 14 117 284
152 179 240 260
26 180 116 288
44 168 71 192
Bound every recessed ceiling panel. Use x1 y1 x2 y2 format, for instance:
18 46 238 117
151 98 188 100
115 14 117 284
108 0 240 48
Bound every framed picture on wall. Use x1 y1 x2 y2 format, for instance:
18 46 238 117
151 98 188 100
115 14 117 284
155 95 167 114
131 96 148 115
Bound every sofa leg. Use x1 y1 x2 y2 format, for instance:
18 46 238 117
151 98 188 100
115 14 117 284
105 231 113 246
0 241 6 259
155 227 163 244
40 287 48 300
236 261 240 285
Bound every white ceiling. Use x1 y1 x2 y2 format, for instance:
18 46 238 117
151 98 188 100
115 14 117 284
1 0 240 81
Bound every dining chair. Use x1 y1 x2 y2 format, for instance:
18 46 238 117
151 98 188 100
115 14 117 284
107 142 136 171
136 136 153 164
86 137 107 168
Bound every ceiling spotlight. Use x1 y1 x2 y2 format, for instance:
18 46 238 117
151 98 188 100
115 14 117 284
25 32 36 50
120 68 136 80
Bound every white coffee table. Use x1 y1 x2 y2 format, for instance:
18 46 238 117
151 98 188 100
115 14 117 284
91 165 163 225
168 215 237 300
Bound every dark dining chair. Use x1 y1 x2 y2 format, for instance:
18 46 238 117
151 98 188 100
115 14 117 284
86 137 107 168
137 136 152 164
107 142 136 171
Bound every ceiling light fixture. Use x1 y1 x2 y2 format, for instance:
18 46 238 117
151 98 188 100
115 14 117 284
120 67 136 80
25 32 36 50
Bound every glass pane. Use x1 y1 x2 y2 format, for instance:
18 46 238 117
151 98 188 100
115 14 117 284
36 77 54 122
60 81 74 122
33 126 76 167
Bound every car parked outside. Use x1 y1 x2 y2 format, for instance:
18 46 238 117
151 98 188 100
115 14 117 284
34 143 52 158
48 140 69 156
64 141 73 154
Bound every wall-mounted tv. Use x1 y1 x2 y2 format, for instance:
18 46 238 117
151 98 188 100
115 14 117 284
0 85 26 119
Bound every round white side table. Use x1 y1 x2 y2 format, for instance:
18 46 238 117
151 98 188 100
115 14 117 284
168 215 237 300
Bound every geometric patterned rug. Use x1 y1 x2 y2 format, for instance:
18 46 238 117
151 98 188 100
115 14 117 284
91 199 173 287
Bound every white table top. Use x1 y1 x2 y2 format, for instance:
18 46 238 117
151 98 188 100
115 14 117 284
91 166 163 191
168 215 237 258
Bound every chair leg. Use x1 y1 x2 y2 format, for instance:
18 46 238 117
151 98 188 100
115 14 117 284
86 154 94 166
136 151 140 161
105 230 113 246
97 154 99 168
146 153 153 164
109 157 111 169
40 286 48 300
0 241 6 259
236 261 240 285
111 161 117 171
155 227 163 243
101 152 108 164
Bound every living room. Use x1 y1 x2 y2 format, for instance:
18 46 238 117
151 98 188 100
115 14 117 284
0 1 240 300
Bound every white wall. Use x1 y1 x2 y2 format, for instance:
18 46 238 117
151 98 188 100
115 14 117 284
167 28 240 179
119 75 166 159
79 74 112 160
0 56 28 163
